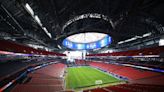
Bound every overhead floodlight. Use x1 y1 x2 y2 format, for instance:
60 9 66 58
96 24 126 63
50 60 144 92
118 32 152 45
25 3 34 16
159 39 164 46
118 41 124 44
43 27 52 38
124 37 137 42
135 36 142 38
143 32 151 37
35 15 42 26
118 37 137 44
43 27 48 33
25 3 52 38
47 33 52 38
57 45 62 49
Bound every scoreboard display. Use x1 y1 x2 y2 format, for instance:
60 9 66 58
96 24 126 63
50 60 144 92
62 36 112 50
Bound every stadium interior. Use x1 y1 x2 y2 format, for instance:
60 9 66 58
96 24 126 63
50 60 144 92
0 0 164 92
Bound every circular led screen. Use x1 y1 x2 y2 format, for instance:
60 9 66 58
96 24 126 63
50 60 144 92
62 33 112 50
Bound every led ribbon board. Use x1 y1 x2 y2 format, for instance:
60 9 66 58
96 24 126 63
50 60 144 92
62 35 112 50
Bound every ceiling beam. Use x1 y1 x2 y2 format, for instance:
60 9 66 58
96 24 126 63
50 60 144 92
0 4 50 47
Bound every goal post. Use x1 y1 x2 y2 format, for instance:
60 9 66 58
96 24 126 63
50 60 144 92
95 80 103 85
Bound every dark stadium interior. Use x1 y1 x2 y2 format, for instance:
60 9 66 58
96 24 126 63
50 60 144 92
0 0 164 92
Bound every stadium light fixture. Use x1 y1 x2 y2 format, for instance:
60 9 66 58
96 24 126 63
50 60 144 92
159 38 164 46
118 33 151 45
25 3 34 16
135 36 142 38
43 27 52 38
118 41 124 44
34 15 42 26
58 45 62 49
118 37 137 44
25 3 52 39
43 27 48 33
124 37 137 42
142 32 152 37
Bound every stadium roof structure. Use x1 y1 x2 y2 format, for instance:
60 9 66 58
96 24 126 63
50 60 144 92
66 32 108 44
0 0 164 52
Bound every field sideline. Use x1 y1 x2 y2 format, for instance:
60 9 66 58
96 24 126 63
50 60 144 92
65 66 122 90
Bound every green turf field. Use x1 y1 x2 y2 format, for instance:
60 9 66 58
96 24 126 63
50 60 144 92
65 66 121 89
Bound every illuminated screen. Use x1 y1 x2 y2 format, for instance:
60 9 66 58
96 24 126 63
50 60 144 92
62 35 112 50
